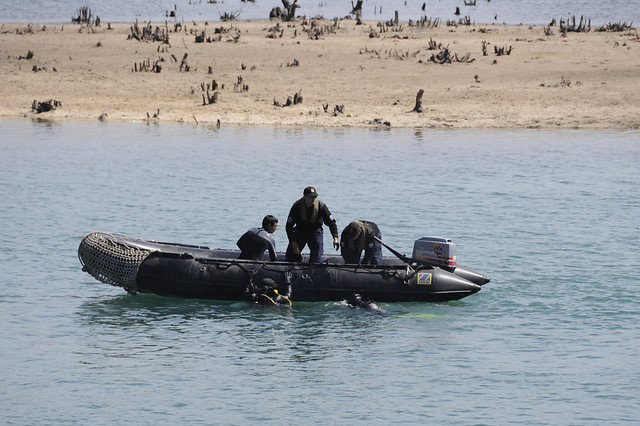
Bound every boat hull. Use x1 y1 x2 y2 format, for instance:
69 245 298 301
79 232 488 303
137 252 481 302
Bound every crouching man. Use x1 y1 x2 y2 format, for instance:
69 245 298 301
340 220 382 265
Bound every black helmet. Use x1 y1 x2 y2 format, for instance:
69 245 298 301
260 278 277 289
348 293 362 306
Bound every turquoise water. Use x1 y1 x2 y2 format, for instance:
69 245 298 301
1 0 639 25
1 118 639 424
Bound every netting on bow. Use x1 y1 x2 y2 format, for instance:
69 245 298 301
78 232 150 292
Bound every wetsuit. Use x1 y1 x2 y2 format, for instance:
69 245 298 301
340 220 382 265
237 227 277 261
285 198 338 263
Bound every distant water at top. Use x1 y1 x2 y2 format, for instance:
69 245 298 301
1 0 639 25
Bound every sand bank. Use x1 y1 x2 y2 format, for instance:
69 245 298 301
1 19 639 128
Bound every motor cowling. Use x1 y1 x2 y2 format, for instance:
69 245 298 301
412 237 457 269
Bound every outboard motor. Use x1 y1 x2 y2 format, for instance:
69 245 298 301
412 237 457 270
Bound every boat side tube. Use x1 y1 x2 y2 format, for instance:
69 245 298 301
136 252 481 303
450 265 490 286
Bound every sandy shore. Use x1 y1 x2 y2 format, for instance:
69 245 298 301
1 19 639 128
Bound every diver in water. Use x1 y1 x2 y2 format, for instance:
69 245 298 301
245 276 292 306
347 293 383 313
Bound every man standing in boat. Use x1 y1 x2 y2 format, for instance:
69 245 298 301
340 220 382 265
285 186 339 263
237 215 279 261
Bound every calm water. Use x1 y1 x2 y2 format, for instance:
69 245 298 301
1 0 639 25
1 118 639 424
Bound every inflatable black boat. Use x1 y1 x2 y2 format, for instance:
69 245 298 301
78 232 490 303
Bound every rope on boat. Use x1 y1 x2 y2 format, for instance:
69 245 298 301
197 253 421 276
78 232 150 294
202 256 424 287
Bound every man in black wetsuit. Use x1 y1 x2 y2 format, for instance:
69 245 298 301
237 215 279 261
340 220 382 265
285 186 339 263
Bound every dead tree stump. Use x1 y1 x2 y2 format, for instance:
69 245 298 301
274 90 303 107
281 0 300 21
31 99 62 113
179 53 190 72
351 0 363 17
203 91 218 105
412 90 424 113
